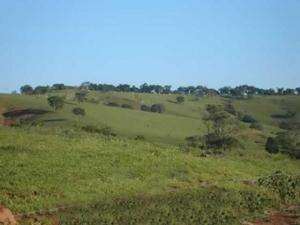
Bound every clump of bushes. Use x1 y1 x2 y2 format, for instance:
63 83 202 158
134 135 145 141
265 132 300 158
249 122 263 130
141 104 151 112
105 102 120 107
72 107 85 116
82 125 116 137
140 104 165 113
176 96 185 104
121 104 134 109
151 104 165 113
258 171 297 201
241 114 257 123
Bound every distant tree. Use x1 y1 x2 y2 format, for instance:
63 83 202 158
47 96 64 111
219 86 232 96
20 85 33 95
176 96 185 104
75 91 88 102
277 87 284 95
34 86 49 95
52 83 66 90
295 87 300 95
72 107 85 116
117 84 131 92
283 88 295 95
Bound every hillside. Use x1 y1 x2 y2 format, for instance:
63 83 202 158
0 91 299 224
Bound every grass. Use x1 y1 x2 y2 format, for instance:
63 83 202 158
0 92 300 224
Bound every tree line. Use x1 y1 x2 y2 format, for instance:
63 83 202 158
19 82 300 97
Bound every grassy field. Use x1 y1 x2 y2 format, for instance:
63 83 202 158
0 91 299 224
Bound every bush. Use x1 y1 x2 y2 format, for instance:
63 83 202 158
265 137 279 154
203 133 239 150
82 125 116 137
151 104 165 113
140 104 151 112
134 135 145 141
223 102 237 116
258 171 297 201
241 114 257 123
72 107 85 116
121 104 133 109
250 122 263 130
176 96 185 104
105 102 119 107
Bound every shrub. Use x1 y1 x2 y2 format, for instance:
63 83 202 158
203 133 239 150
241 114 257 123
176 96 185 104
75 91 88 102
265 137 279 154
140 104 151 112
258 171 297 201
250 122 263 130
151 104 165 113
105 102 119 107
72 107 85 116
134 135 145 141
121 104 133 109
82 125 116 137
100 126 117 137
223 102 237 116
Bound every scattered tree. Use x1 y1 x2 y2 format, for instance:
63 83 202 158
47 96 64 111
75 91 88 102
20 85 33 95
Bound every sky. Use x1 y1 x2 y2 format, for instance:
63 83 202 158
0 0 300 93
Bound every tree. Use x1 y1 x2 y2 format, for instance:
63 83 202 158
202 104 237 150
20 85 33 95
34 86 49 95
176 96 185 104
75 91 88 102
52 83 66 90
47 96 64 111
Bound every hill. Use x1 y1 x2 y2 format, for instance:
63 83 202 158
0 91 299 224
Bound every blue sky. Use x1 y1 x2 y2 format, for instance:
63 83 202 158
1 0 299 92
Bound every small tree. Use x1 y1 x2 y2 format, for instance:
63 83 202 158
202 104 237 150
47 96 64 111
176 96 185 104
20 85 33 95
72 107 85 116
75 91 88 102
34 86 49 95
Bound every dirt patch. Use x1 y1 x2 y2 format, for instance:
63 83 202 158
0 205 17 225
245 205 300 225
